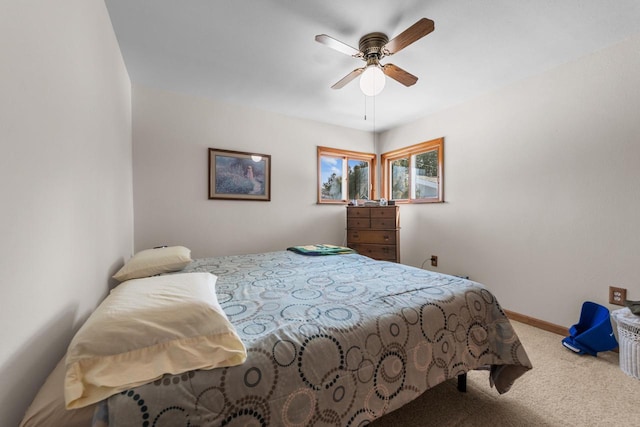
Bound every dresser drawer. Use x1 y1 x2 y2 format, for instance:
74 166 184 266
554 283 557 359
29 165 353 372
349 244 397 261
347 207 371 218
347 230 397 244
371 218 397 229
347 218 371 229
370 207 397 219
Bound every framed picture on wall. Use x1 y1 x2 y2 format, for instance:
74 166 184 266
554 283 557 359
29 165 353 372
208 148 271 201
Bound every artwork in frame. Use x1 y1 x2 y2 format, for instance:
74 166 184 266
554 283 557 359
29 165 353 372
208 148 271 201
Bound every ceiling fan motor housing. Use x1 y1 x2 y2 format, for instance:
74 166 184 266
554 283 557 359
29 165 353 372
359 32 389 59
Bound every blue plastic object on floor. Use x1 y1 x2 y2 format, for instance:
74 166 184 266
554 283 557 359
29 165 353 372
562 301 618 356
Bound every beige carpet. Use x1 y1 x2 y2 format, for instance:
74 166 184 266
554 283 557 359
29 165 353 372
371 321 640 426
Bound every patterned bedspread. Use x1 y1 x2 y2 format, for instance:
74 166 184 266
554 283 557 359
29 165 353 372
103 251 531 426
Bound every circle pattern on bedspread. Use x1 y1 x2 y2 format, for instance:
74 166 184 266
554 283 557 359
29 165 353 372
465 290 489 321
221 408 267 427
322 283 369 302
326 307 352 321
272 339 297 367
223 300 260 322
118 389 152 426
291 288 322 300
373 344 406 400
194 386 227 424
315 370 358 419
420 303 447 342
223 349 278 403
298 334 345 391
281 304 322 322
239 314 277 337
316 302 362 329
153 405 189 427
377 313 409 347
467 321 490 359
281 388 315 426
106 251 532 427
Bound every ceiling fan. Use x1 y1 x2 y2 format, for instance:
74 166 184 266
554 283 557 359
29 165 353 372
315 18 435 96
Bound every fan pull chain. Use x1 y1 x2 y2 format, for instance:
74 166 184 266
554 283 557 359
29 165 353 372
372 96 376 135
364 94 367 121
372 95 376 152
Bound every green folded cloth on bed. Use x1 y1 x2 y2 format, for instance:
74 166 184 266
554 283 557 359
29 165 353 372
287 244 355 256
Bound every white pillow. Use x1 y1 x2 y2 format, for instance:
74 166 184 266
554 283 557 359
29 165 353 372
64 272 246 409
112 246 192 282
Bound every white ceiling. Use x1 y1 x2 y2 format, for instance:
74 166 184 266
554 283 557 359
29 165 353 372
104 0 640 132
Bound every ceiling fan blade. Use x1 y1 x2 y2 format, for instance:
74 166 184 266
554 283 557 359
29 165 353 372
382 64 418 87
331 67 365 89
383 18 434 56
315 34 362 57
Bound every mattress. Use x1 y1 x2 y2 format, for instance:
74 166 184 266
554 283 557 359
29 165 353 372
101 250 531 426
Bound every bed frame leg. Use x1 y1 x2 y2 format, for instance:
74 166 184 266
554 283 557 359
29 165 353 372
457 373 467 392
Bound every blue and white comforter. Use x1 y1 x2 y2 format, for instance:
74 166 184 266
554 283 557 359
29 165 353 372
101 251 531 426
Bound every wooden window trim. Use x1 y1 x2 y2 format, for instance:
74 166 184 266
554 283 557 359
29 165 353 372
381 137 444 203
317 146 377 204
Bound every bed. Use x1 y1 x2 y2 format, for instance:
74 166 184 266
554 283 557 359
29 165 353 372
91 249 531 426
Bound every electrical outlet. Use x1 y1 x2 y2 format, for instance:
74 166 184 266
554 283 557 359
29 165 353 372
430 255 438 267
609 286 627 306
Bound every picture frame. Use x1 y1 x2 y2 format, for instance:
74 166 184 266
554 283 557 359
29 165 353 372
208 148 271 201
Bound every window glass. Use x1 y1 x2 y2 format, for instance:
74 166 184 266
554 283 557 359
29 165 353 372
381 138 444 203
317 147 376 204
348 159 370 200
320 156 343 201
411 150 439 199
391 158 409 200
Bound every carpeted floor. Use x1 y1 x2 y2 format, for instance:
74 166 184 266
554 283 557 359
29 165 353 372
371 321 640 426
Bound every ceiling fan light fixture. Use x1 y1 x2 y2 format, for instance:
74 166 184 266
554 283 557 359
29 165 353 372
359 65 385 96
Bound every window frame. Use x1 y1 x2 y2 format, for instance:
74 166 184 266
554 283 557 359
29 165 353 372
317 146 377 204
381 137 444 204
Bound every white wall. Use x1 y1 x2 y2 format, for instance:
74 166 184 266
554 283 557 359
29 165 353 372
0 1 133 425
133 85 374 258
379 33 640 327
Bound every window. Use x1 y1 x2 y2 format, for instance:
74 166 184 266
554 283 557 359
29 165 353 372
381 137 443 203
317 146 376 204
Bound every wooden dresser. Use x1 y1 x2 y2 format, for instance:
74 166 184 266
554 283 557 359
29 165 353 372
346 206 400 262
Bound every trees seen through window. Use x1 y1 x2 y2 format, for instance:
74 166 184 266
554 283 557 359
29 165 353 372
382 138 443 203
318 147 376 204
